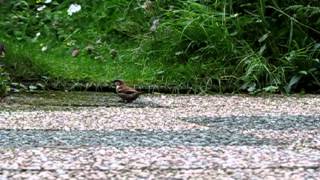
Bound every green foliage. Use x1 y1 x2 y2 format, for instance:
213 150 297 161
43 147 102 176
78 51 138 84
0 0 320 93
0 66 10 97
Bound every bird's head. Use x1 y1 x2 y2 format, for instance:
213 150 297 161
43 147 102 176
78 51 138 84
112 80 125 86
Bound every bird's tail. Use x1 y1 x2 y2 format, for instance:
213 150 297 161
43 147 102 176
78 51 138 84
137 91 144 94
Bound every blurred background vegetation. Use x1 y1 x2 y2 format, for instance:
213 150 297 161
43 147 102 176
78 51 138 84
0 0 320 95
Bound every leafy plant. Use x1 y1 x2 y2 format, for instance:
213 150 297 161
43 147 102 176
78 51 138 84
0 66 10 97
0 0 319 93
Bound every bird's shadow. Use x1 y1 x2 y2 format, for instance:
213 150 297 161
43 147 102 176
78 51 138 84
115 98 169 108
2 92 170 110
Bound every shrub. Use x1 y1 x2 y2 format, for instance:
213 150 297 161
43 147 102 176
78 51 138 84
0 66 10 97
0 0 319 93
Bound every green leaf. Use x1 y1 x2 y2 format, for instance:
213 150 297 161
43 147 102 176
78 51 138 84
298 71 308 75
29 85 37 91
263 86 278 93
258 44 266 55
247 83 256 92
285 75 302 93
258 32 270 43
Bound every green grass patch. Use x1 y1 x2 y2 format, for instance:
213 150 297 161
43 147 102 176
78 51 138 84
1 0 320 93
2 39 165 86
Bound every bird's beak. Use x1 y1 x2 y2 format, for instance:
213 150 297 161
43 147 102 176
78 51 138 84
0 52 5 58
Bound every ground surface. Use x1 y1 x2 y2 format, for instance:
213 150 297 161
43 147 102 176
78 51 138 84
0 92 319 179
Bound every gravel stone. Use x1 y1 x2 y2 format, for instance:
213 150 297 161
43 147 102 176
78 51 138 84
0 92 319 179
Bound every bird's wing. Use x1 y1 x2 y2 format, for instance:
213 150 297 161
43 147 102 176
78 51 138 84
118 86 139 94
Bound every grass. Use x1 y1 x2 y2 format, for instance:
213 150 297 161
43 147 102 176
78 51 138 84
3 40 163 84
0 0 320 93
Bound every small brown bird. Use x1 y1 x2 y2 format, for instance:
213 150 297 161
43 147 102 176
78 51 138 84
0 44 6 58
113 80 143 103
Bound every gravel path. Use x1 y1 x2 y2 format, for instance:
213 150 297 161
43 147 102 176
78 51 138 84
0 92 320 179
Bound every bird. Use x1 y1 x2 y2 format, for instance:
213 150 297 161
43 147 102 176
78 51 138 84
113 80 143 103
0 43 5 58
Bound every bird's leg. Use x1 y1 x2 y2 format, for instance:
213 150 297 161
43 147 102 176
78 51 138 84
118 99 125 103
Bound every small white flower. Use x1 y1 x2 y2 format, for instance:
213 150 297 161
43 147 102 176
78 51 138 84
41 46 48 52
36 32 41 37
150 19 159 32
44 0 52 3
67 4 81 16
37 5 46 11
142 0 152 11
